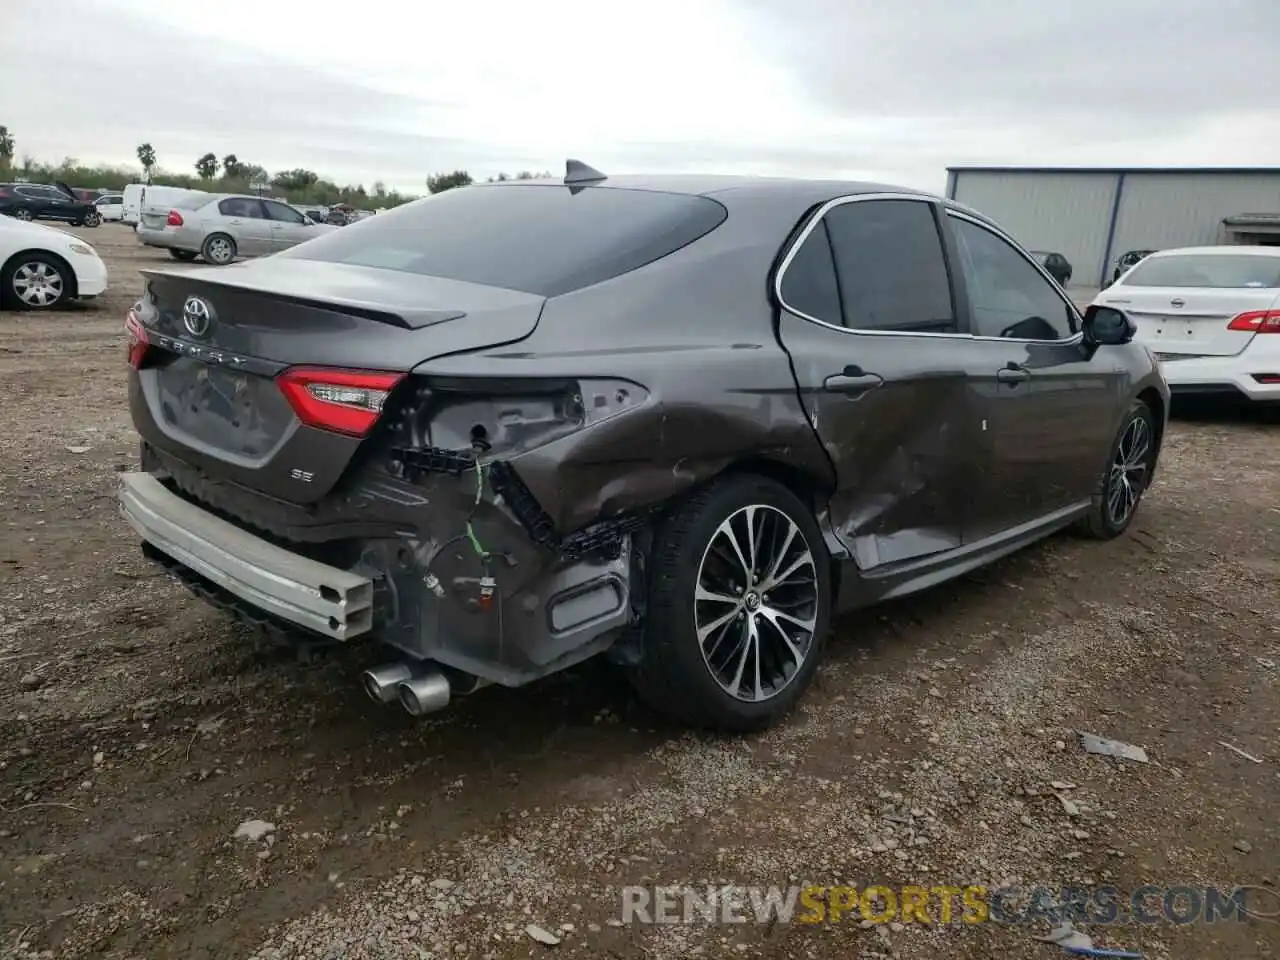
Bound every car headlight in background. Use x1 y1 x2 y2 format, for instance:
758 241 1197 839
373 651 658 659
67 243 97 256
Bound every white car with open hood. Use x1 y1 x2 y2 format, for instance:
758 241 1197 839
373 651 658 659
0 215 109 311
1092 245 1280 402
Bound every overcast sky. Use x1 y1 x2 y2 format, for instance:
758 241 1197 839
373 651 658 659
4 0 1278 194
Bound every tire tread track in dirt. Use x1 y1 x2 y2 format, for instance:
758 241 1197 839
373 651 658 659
1 226 1276 960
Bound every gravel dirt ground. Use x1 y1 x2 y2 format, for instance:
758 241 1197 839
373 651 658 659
1 224 1277 960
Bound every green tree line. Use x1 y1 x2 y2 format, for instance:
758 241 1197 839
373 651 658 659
0 127 553 209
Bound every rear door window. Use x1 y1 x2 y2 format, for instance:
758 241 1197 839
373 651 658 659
218 197 265 218
821 199 956 333
281 183 728 297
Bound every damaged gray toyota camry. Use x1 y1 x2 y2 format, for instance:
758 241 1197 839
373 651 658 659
118 160 1169 731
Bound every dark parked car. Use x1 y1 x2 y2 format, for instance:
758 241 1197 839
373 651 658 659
0 181 102 227
1112 249 1156 282
1028 250 1072 285
118 162 1169 732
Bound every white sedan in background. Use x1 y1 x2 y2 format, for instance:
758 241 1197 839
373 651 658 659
1092 245 1280 402
0 215 108 311
94 193 125 221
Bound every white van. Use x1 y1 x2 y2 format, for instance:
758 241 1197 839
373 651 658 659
121 184 208 227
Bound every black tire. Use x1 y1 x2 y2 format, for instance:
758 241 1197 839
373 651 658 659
12 207 34 222
78 212 101 228
0 251 74 311
1074 399 1156 540
169 249 197 262
628 473 831 732
201 233 237 265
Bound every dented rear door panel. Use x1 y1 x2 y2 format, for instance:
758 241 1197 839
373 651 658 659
776 313 989 567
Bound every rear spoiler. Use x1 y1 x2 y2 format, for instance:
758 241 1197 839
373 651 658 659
138 266 468 331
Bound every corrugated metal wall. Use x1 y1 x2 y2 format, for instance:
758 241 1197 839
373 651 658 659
949 169 1280 287
950 171 1119 286
1109 173 1280 258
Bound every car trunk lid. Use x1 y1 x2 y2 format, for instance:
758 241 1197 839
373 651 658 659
1097 285 1280 358
130 258 545 504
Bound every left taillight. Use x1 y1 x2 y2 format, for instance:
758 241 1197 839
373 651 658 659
166 210 183 227
276 367 405 438
125 309 150 369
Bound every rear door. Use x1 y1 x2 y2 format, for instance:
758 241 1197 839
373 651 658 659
213 197 273 255
16 186 58 219
1096 252 1280 359
261 199 313 251
943 209 1122 539
775 193 988 569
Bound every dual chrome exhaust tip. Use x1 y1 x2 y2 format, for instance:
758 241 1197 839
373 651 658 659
361 661 487 717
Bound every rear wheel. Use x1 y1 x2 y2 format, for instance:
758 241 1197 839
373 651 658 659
1075 399 1156 540
1 253 73 311
79 211 101 228
13 208 34 222
629 474 830 731
202 233 236 265
169 249 197 262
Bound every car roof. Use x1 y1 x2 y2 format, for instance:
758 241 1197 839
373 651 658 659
469 174 997 241
1147 245 1280 258
476 173 941 205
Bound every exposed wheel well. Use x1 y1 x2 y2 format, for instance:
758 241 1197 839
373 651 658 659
712 456 844 608
1 248 79 300
715 456 832 513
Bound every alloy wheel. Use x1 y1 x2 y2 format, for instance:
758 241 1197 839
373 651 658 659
12 261 65 308
15 209 33 221
1106 415 1151 526
694 504 819 703
206 237 233 264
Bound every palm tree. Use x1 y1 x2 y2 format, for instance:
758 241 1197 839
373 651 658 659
195 153 219 179
136 142 157 182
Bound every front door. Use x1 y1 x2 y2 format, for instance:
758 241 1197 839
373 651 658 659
775 194 985 570
262 200 312 251
943 209 1124 541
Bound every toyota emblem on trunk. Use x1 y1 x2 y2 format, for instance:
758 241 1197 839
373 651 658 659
182 296 214 337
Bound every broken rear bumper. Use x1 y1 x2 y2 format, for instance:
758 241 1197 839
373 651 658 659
117 471 374 640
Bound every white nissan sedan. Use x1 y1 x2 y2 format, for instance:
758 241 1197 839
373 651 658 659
0 215 109 311
1092 245 1280 402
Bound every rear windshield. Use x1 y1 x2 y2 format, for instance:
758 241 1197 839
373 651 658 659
280 183 728 297
171 192 213 209
1122 254 1280 288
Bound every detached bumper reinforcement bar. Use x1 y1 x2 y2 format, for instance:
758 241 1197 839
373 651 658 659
118 472 374 640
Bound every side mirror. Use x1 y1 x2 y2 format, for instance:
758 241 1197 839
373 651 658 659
1082 305 1136 346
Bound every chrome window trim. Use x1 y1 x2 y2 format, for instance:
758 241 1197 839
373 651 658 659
773 192 1083 346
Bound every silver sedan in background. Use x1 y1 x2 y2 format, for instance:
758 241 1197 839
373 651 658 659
135 193 336 265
